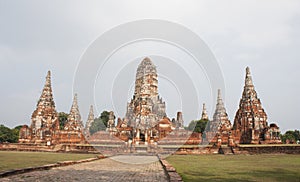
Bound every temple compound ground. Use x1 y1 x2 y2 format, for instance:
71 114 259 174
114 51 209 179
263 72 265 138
1 155 168 182
2 153 300 182
166 154 300 182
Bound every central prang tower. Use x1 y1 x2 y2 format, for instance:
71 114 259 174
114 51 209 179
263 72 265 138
124 57 167 143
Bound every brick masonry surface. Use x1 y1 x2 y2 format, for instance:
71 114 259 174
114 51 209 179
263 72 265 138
1 155 168 182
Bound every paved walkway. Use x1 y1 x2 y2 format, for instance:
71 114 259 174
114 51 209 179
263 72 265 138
2 155 168 182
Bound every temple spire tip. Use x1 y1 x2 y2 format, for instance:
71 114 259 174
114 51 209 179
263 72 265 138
217 89 222 100
245 66 253 86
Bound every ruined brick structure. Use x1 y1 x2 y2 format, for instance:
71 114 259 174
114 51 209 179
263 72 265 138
205 89 232 146
233 67 281 144
202 67 281 146
84 105 95 137
19 71 85 145
59 94 85 144
19 62 282 149
117 57 174 144
201 103 209 120
63 94 83 131
175 112 184 129
106 111 117 134
19 71 60 145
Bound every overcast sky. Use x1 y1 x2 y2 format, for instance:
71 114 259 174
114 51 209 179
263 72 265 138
0 0 299 132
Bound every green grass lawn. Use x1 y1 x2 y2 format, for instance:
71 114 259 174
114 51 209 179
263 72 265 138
0 151 97 172
166 154 300 182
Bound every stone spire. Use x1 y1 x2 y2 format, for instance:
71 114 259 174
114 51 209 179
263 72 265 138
245 67 253 86
30 70 59 140
243 67 258 99
216 89 225 115
85 105 94 135
209 89 231 132
126 57 165 125
125 57 166 134
87 105 94 125
64 94 83 131
37 70 56 108
134 57 158 98
201 103 209 120
233 67 268 143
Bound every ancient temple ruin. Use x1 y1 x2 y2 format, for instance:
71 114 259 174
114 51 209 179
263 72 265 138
19 62 282 149
201 103 209 120
118 57 172 144
205 89 232 146
64 94 83 131
59 94 85 143
19 71 60 145
233 67 281 144
85 105 95 137
19 71 85 145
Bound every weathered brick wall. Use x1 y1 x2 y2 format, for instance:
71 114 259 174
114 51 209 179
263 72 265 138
236 145 300 154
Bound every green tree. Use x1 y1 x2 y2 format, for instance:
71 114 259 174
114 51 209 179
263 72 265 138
0 124 18 143
187 121 196 131
89 111 110 135
58 112 69 130
295 130 300 142
280 130 300 144
90 118 106 135
99 111 111 126
12 125 22 142
187 119 209 133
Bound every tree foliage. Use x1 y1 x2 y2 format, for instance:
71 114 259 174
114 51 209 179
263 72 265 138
89 111 111 135
99 111 111 124
58 112 69 130
0 124 21 143
280 130 300 144
186 119 209 133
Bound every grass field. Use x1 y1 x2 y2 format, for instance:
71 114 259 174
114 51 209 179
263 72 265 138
166 154 300 182
0 151 97 172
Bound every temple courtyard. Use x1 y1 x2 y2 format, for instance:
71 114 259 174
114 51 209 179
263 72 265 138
1 151 300 181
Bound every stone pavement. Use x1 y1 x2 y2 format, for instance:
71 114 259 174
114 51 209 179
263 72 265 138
1 155 168 182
